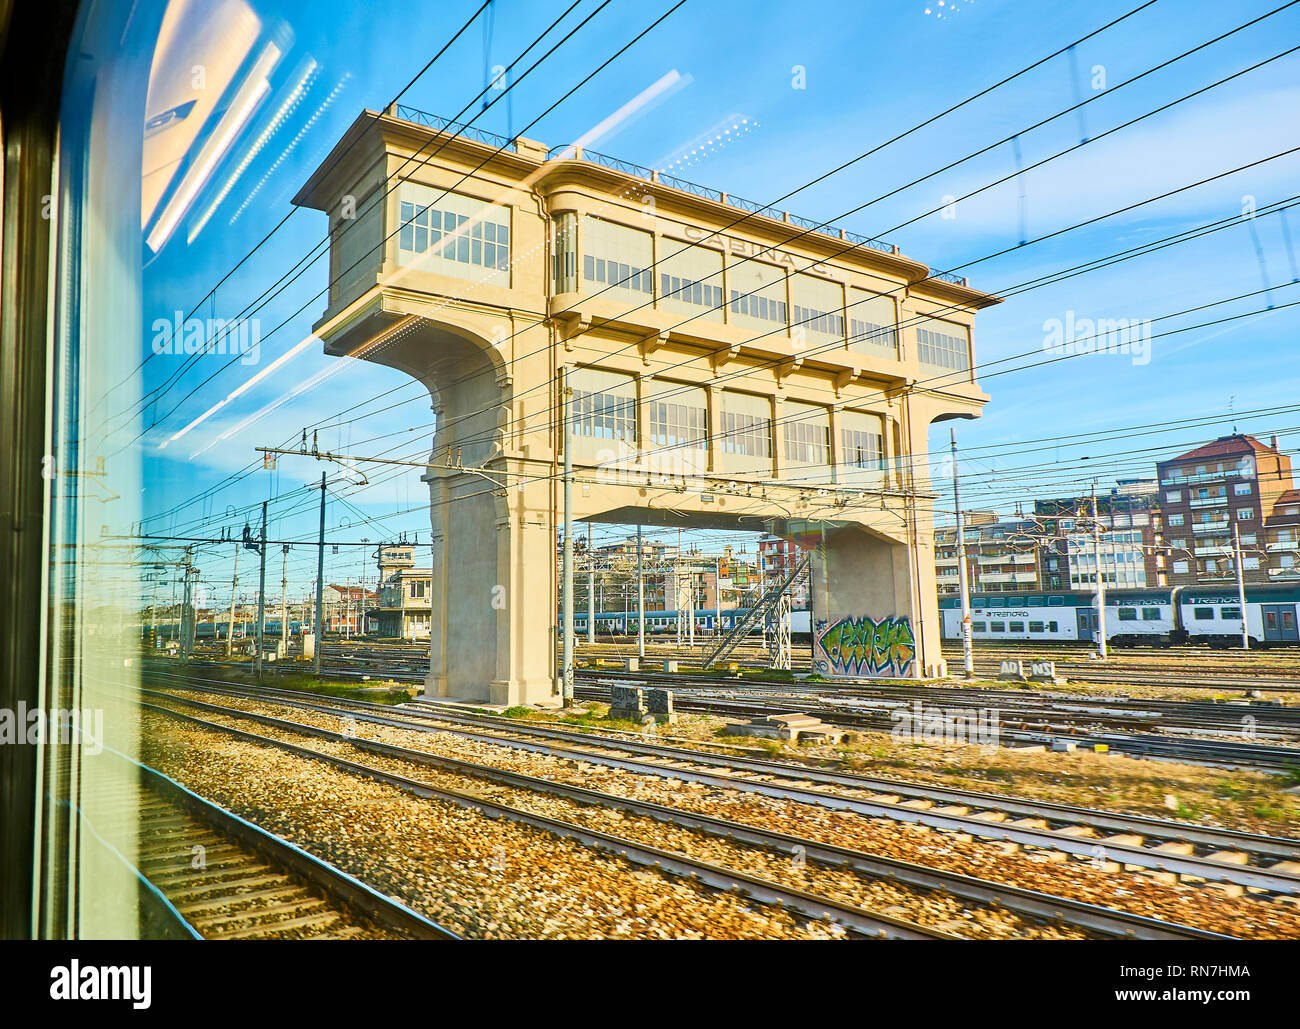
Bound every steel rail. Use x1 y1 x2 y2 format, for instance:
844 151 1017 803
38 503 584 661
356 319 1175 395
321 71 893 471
140 701 948 939
139 670 1300 860
108 745 461 940
134 674 1300 892
138 691 1228 940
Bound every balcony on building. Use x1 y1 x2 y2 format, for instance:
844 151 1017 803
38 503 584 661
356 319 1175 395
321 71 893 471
1160 469 1244 487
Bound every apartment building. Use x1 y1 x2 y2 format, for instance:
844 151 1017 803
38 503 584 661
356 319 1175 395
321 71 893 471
1155 434 1294 585
371 544 433 638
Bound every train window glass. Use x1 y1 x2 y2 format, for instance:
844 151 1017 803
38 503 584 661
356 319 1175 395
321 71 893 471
1117 608 1137 621
971 621 986 632
989 622 1006 632
1027 596 1044 606
1193 607 1214 620
1048 597 1064 606
1221 607 1242 620
1008 621 1024 632
1048 621 1059 632
1028 621 1044 632
1142 608 1162 620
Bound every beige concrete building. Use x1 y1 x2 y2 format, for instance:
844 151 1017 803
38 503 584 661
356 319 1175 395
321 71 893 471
294 105 999 703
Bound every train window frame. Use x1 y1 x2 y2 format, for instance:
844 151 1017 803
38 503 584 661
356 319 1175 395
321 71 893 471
1028 621 1044 632
1221 606 1242 620
1008 621 1025 632
1117 607 1138 621
989 621 1006 633
1048 621 1059 632
1142 608 1162 620
971 621 986 632
1048 596 1065 606
1193 607 1215 620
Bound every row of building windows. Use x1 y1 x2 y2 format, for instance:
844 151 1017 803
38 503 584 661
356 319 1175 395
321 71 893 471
850 318 897 354
401 199 971 375
585 254 652 293
649 399 707 450
1172 559 1261 573
784 419 830 465
792 304 846 337
719 410 772 457
730 290 787 325
662 274 724 309
398 202 510 270
571 387 637 441
842 427 883 470
916 326 970 371
1167 508 1255 525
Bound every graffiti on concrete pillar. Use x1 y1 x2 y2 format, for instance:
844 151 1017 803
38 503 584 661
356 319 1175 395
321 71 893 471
816 615 915 678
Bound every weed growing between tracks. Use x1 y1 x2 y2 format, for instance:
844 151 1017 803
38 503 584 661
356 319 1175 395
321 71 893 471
461 695 1300 836
141 690 1300 938
213 667 417 706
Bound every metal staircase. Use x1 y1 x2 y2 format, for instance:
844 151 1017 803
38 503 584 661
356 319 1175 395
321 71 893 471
703 553 810 669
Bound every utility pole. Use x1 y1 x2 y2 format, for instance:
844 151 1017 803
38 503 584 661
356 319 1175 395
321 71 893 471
226 543 239 657
561 370 575 704
280 544 290 654
254 501 268 679
637 522 645 659
148 566 160 654
586 521 594 644
714 556 721 636
314 473 326 676
675 560 683 645
951 429 974 678
1234 523 1250 649
179 547 194 660
688 562 696 647
1092 483 1108 659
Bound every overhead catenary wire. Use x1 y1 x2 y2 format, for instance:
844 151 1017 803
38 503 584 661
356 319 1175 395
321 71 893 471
129 0 1180 451
275 37 1300 469
132 1 1229 528
125 0 685 444
129 12 1300 566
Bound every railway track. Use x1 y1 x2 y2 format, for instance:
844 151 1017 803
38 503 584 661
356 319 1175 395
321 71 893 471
95 748 458 940
589 670 1300 733
132 680 1238 940
572 669 1300 770
156 654 1300 768
135 698 956 940
134 671 1300 904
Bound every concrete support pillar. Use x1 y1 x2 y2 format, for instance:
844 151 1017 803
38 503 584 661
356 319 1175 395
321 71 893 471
424 468 556 706
809 524 943 680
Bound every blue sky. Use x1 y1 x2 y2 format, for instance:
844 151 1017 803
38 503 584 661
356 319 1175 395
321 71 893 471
131 0 1300 603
